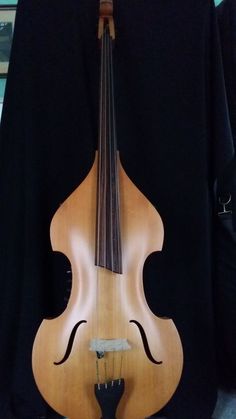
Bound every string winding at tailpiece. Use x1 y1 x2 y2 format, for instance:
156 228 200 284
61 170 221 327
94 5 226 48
95 378 125 419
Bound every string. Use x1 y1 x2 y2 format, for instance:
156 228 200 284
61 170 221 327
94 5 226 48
95 27 106 376
95 25 125 384
103 26 108 269
96 25 104 269
109 27 122 273
95 25 108 382
107 28 125 382
107 28 114 273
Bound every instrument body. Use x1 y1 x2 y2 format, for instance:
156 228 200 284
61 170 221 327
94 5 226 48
32 155 183 419
32 3 183 417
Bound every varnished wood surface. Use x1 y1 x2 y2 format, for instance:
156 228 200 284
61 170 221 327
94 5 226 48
32 154 183 419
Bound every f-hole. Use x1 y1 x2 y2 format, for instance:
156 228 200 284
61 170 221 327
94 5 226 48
130 320 163 365
54 320 87 365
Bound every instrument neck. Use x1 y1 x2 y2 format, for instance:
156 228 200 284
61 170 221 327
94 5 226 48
98 0 115 40
98 25 117 170
95 20 122 274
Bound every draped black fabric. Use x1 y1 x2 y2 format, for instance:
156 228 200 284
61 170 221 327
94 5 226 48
216 0 236 218
215 0 236 390
0 1 234 418
217 0 236 145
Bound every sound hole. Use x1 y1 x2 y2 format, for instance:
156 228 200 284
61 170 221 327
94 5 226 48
130 320 163 365
53 320 87 365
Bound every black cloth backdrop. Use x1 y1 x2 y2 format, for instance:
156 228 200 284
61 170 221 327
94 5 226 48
215 0 236 390
0 1 234 418
217 0 236 145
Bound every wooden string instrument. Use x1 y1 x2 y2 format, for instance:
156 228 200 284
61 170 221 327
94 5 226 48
32 1 183 418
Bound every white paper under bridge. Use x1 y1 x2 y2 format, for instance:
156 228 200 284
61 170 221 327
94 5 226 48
90 338 131 358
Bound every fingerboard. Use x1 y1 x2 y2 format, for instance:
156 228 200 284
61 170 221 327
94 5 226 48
95 25 122 274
